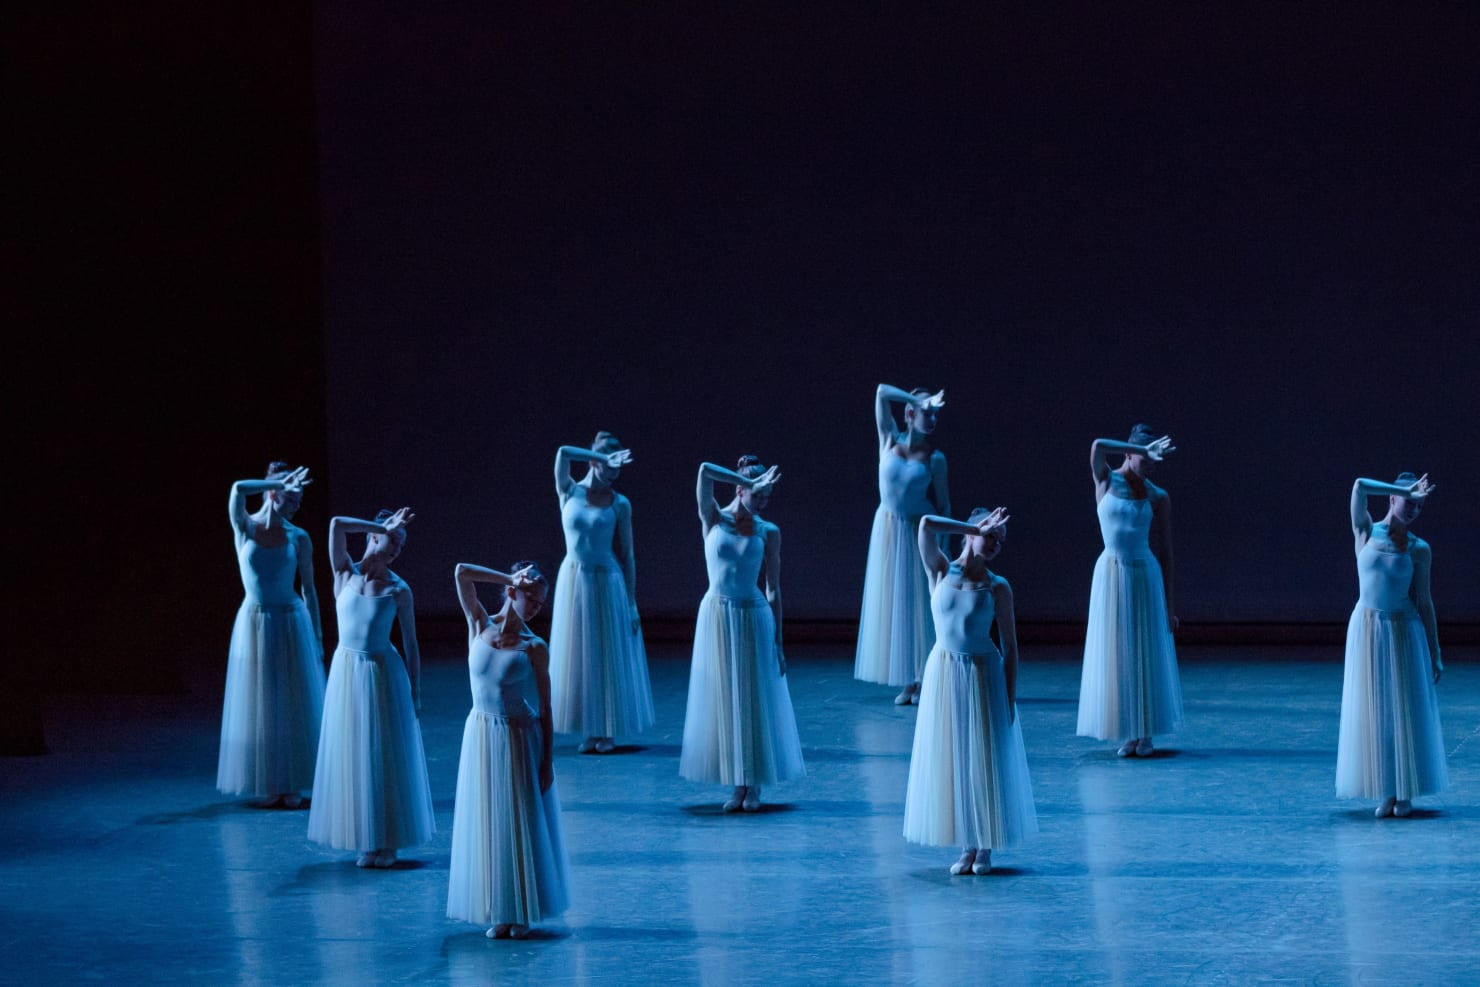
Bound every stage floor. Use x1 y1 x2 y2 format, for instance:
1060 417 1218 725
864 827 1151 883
3 644 1477 984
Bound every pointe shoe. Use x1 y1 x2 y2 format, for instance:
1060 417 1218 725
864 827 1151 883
372 849 398 868
722 787 746 813
487 924 512 939
1116 740 1138 758
355 853 375 868
508 924 531 939
1375 797 1397 818
281 793 305 810
1134 738 1155 757
1394 799 1413 818
971 850 993 875
950 850 977 875
741 786 761 812
577 738 598 754
894 687 914 705
594 737 615 754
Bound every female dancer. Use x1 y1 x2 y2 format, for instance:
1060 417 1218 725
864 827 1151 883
904 508 1036 875
1337 473 1447 817
1077 426 1183 756
448 560 570 939
219 463 325 807
855 384 950 705
549 434 654 753
309 508 434 868
680 457 804 811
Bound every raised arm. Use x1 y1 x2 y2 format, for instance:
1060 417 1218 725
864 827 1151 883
993 578 1019 722
917 515 968 583
555 445 632 501
614 496 640 631
1410 541 1442 682
763 524 785 676
1090 436 1173 498
294 528 323 653
328 515 386 576
228 466 309 534
394 582 421 714
875 384 944 449
1349 475 1430 548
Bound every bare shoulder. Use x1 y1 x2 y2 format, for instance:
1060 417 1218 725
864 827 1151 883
1147 480 1171 505
391 573 414 600
614 492 633 515
762 520 782 545
931 448 948 469
991 573 1014 600
1410 536 1432 561
527 636 550 665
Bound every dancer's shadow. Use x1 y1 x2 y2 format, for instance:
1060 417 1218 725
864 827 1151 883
440 925 571 953
680 802 799 817
1334 807 1446 823
1076 748 1181 763
274 857 434 896
136 801 259 825
909 865 1034 885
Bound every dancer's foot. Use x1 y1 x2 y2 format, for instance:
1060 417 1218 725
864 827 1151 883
487 924 512 939
894 685 914 705
741 786 762 812
281 793 306 810
372 849 398 868
1375 797 1397 818
594 737 615 754
508 924 531 939
1394 799 1413 818
722 787 746 813
577 738 598 754
1116 739 1138 757
950 849 977 875
260 794 287 809
971 849 993 875
355 852 374 868
1135 737 1155 757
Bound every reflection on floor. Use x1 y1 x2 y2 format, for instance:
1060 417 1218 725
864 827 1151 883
2 644 1476 983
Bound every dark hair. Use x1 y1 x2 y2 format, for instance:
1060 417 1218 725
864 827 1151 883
266 461 293 480
1127 423 1156 446
735 454 765 498
509 560 549 591
592 431 621 453
966 506 993 524
373 508 395 524
1394 471 1420 486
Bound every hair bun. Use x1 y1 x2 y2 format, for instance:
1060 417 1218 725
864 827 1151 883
266 461 292 479
373 508 395 524
510 561 549 588
1127 423 1156 445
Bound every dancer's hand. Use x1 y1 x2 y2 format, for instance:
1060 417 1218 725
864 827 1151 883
1433 658 1443 684
605 448 634 470
1169 613 1180 634
976 507 1010 535
1407 473 1434 500
918 389 946 411
511 565 539 589
280 466 313 491
539 759 554 793
628 602 641 636
1143 436 1176 461
751 465 782 496
776 645 787 677
382 507 415 533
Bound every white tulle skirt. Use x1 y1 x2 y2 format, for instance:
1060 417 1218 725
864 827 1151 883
448 711 570 927
549 559 654 737
854 507 934 686
217 599 325 797
1076 552 1183 740
680 593 805 786
1336 605 1448 801
308 646 434 851
904 645 1037 849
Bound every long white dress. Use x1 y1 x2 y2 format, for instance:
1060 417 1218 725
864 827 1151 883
1076 484 1183 740
548 485 654 737
1336 525 1448 801
680 516 805 786
308 584 434 852
448 625 570 927
854 447 937 685
904 568 1037 849
217 532 325 797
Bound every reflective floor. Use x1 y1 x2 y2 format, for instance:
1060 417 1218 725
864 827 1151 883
2 644 1476 985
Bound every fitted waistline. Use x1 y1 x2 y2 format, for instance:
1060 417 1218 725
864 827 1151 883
470 707 537 725
704 591 768 608
242 598 306 613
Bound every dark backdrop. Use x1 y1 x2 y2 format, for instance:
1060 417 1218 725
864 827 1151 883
316 3 1478 624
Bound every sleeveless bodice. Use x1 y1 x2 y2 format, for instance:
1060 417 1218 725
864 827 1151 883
237 536 300 607
878 450 933 517
1097 492 1154 559
335 588 398 654
561 488 618 565
1357 528 1416 613
930 569 998 655
468 630 539 720
705 519 767 599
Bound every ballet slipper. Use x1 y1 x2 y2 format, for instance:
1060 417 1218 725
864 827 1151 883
894 687 914 705
741 786 761 812
1134 738 1155 757
509 924 531 939
372 849 398 868
950 849 977 875
1375 797 1396 818
1394 799 1413 818
971 849 992 875
577 738 598 754
594 737 615 754
281 793 305 809
722 787 746 813
1116 740 1138 757
487 924 512 939
355 853 374 868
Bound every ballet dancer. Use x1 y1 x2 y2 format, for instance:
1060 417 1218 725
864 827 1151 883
903 508 1037 874
308 508 434 868
680 457 804 812
855 384 951 705
1076 426 1183 756
218 463 325 807
1337 473 1447 817
448 560 570 939
549 434 654 754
